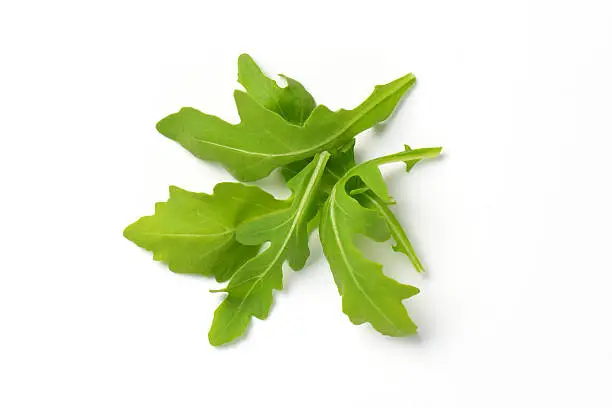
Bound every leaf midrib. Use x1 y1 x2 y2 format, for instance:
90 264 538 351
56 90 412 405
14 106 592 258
140 230 232 239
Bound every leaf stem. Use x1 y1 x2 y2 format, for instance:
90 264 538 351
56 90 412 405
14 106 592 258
366 147 441 171
341 146 442 183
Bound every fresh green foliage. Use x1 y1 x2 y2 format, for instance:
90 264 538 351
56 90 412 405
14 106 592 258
123 184 287 282
237 57 425 272
358 145 425 272
209 152 330 346
319 148 441 335
124 54 442 346
156 67 415 181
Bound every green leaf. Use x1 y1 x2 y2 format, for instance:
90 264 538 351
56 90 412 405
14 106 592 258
156 70 415 182
319 147 441 336
208 151 331 346
237 54 316 125
357 144 426 272
123 183 287 282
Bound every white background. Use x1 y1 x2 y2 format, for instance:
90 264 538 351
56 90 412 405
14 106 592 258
1 0 611 407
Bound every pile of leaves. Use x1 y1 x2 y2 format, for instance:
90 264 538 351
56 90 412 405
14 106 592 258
124 55 442 346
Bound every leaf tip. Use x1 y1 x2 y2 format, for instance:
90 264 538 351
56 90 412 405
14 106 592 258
122 221 138 242
167 185 182 196
155 114 177 140
122 225 132 241
404 72 417 84
156 107 199 140
237 53 254 65
208 331 225 347
404 285 420 298
208 315 239 347
237 54 259 85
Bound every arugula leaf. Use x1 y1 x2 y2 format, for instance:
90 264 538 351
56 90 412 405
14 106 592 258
208 152 331 346
357 145 425 272
319 147 441 336
237 54 316 125
156 68 415 181
123 183 287 282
